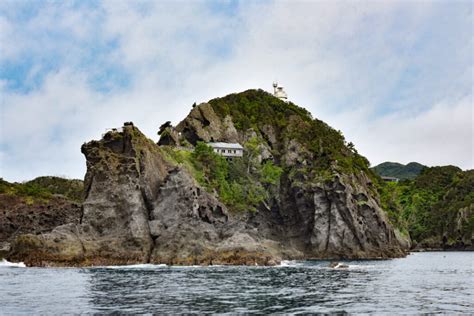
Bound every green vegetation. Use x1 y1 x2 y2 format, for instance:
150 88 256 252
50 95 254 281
209 89 374 179
159 146 206 184
209 89 313 131
174 89 472 245
161 140 282 213
26 176 84 202
372 161 426 180
378 166 473 245
192 141 282 212
0 176 83 204
378 181 409 235
0 178 52 203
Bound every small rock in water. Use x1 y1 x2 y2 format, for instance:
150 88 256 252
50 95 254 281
329 261 349 269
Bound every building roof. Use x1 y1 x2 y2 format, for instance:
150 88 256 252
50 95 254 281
207 142 244 149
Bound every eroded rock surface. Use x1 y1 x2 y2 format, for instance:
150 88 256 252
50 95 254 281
0 194 81 243
8 91 411 266
8 124 168 265
7 124 277 266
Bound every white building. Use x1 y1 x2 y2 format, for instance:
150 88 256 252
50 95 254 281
207 142 244 158
273 82 288 102
381 176 400 183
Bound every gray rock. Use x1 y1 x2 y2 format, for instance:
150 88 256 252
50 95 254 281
176 103 239 144
157 127 180 146
0 242 11 258
7 95 410 266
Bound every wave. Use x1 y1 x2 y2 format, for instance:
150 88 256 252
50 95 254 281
98 264 242 269
0 259 26 268
279 260 303 267
98 263 168 269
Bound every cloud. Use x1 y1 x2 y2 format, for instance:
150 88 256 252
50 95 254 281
0 0 472 182
327 95 473 168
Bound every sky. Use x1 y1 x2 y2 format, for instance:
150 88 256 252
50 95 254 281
0 0 472 182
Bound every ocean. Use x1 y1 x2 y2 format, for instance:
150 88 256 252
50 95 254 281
1 252 472 314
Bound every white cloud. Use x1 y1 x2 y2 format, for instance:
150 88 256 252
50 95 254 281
327 95 473 168
0 0 472 182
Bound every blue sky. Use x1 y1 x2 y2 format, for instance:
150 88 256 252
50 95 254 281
0 0 472 181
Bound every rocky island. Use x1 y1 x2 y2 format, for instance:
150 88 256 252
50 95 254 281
5 89 469 267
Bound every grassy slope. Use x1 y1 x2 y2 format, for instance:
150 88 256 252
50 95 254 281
0 176 84 204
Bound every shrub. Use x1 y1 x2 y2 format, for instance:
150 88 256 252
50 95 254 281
188 141 281 213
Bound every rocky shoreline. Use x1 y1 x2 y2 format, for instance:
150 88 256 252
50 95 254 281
3 91 414 266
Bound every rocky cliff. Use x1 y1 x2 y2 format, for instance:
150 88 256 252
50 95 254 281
7 89 410 266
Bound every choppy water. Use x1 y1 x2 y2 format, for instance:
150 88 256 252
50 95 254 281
1 252 473 314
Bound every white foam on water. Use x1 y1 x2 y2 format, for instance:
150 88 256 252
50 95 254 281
101 263 167 269
324 263 379 270
347 264 379 270
0 259 26 268
170 265 216 269
279 260 301 267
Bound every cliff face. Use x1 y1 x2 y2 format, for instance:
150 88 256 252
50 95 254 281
8 125 169 265
7 124 285 266
173 90 409 258
7 90 410 266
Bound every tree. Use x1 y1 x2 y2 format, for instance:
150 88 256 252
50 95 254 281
244 136 261 174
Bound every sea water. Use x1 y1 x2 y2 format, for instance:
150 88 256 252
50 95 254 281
1 252 472 314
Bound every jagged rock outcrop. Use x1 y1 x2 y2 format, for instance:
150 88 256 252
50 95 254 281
157 126 180 146
7 123 280 266
8 124 170 265
7 90 411 266
148 168 282 265
176 103 240 144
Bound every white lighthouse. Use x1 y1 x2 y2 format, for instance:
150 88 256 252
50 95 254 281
272 82 288 102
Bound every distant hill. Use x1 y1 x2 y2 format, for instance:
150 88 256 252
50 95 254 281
372 162 426 180
25 176 84 202
0 176 83 203
379 165 473 250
